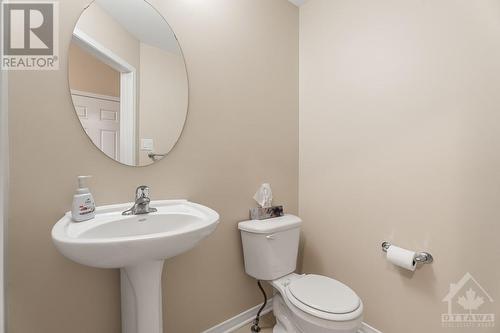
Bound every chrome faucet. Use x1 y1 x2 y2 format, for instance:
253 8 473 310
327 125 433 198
122 186 158 216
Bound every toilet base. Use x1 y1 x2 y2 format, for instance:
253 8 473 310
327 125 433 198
273 294 298 333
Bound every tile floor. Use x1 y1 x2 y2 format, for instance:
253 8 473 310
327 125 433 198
234 325 273 333
233 314 367 333
233 313 275 333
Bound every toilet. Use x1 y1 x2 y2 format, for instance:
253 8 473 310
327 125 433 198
238 215 363 333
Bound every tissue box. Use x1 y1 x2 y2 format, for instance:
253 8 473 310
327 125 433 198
249 206 284 220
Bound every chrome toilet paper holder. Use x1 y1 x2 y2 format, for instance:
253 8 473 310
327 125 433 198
382 241 434 264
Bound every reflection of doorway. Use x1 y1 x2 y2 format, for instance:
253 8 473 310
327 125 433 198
71 28 137 165
72 91 121 161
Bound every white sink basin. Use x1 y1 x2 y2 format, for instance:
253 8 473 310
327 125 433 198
51 200 219 333
52 200 219 268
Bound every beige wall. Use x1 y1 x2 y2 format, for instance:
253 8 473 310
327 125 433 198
69 42 121 97
299 1 500 332
7 1 298 333
139 43 188 165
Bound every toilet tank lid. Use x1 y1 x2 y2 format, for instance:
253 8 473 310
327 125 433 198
238 214 302 234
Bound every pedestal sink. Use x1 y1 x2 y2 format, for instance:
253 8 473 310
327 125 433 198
51 200 219 333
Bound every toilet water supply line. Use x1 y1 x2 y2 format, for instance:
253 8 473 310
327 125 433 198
251 281 268 333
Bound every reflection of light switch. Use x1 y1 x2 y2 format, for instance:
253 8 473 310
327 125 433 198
141 138 154 151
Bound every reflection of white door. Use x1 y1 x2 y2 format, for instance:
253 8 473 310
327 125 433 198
72 92 121 161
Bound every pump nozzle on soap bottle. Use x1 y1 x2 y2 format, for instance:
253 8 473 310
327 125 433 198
71 175 96 222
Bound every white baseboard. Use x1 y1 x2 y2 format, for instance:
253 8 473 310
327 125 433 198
201 298 274 333
361 322 382 333
201 297 383 333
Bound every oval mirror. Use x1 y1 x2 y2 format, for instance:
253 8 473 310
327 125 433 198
69 0 188 167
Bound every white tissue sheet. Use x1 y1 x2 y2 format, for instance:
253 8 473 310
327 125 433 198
387 245 417 271
253 183 273 208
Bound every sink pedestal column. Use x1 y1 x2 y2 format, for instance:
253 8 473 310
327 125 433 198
121 260 165 333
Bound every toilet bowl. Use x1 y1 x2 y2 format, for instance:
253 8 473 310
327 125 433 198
238 215 363 333
271 274 363 333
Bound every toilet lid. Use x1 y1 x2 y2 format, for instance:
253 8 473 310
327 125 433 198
288 275 360 314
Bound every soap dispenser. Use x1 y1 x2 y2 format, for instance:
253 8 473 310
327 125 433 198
71 176 96 222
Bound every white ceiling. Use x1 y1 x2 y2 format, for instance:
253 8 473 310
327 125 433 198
95 0 180 54
288 0 308 6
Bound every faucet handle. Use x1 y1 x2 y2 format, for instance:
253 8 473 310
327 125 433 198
135 185 150 200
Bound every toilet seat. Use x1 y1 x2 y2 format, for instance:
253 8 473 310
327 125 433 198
284 274 362 321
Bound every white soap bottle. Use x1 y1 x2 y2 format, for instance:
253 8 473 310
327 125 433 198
71 176 96 222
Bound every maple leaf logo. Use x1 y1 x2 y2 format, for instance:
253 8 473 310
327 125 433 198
457 288 485 313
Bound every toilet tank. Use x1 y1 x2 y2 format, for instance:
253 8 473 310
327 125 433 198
238 215 302 281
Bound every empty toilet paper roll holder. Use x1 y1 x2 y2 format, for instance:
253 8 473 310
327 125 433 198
381 241 434 264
